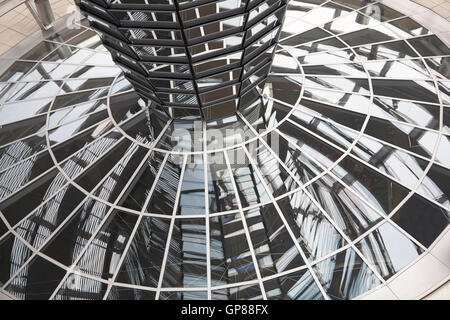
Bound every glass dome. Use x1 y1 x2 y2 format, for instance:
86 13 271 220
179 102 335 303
0 0 449 300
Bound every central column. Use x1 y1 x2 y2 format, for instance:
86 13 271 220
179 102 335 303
76 0 288 119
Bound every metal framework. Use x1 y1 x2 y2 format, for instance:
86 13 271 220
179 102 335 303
0 0 449 301
76 0 288 119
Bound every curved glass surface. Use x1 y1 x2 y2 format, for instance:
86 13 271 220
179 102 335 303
0 0 449 300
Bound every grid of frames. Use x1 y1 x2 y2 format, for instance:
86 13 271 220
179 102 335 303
0 0 449 300
76 0 288 119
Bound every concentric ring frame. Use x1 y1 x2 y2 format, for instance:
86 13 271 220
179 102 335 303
358 0 450 300
0 0 449 300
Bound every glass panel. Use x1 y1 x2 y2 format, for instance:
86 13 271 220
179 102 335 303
2 99 53 121
295 98 367 131
303 63 366 77
228 148 271 208
120 151 166 211
115 217 170 287
351 135 429 190
418 163 450 210
239 92 289 133
340 26 397 46
178 155 206 215
0 150 54 201
277 191 346 261
299 49 355 65
278 120 343 169
207 152 239 213
211 284 263 300
146 155 184 215
75 210 138 280
408 35 450 57
313 248 381 300
5 256 66 300
435 135 450 168
51 124 118 163
280 28 332 46
332 156 410 214
365 59 429 79
42 198 111 266
264 75 302 105
0 235 32 286
74 139 133 193
391 194 449 248
56 129 122 179
264 269 324 300
357 222 423 280
372 80 439 104
91 146 148 203
354 40 418 61
0 169 67 225
303 76 370 95
307 175 383 239
288 107 360 153
48 99 108 129
363 117 439 159
271 50 300 74
0 61 36 83
159 291 208 300
0 135 47 173
53 273 108 300
48 114 111 146
107 286 156 300
210 212 257 286
388 17 430 37
206 114 254 150
157 121 202 152
371 97 440 130
162 218 207 288
243 203 304 277
15 184 86 249
0 115 46 148
247 140 300 197
52 88 110 111
0 218 7 238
